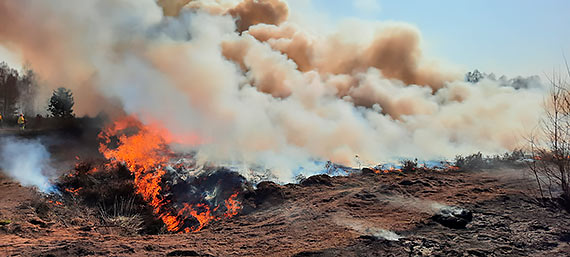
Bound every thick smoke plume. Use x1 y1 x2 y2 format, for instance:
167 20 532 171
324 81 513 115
228 0 289 33
158 0 192 16
0 137 54 192
0 0 544 181
243 22 453 89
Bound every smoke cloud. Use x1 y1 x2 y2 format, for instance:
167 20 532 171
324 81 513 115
158 0 193 16
245 22 455 89
0 0 545 182
0 137 54 192
228 0 289 32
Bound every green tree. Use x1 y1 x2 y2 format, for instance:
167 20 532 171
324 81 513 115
47 87 74 118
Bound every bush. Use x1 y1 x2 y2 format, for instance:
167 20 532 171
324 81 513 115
401 159 418 172
454 152 485 170
56 161 163 234
527 64 570 208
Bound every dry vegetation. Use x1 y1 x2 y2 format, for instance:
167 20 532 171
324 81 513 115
528 62 570 208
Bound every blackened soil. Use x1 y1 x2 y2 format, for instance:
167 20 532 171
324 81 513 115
1 168 569 257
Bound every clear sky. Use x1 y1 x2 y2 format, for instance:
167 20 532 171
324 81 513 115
303 0 570 78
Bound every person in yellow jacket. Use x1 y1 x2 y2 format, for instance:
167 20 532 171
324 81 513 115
0 114 3 128
17 114 25 131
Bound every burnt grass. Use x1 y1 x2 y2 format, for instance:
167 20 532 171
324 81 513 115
1 167 569 256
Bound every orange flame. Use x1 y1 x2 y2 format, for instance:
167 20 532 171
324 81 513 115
223 192 241 218
49 200 63 206
98 116 241 232
99 117 181 231
64 187 82 195
180 203 217 232
443 164 460 171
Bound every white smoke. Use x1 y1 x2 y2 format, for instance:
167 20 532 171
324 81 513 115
0 0 546 182
378 195 453 215
365 228 402 241
333 215 403 241
0 137 54 192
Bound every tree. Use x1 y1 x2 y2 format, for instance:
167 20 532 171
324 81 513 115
47 87 75 118
465 69 484 83
0 62 21 117
528 60 570 207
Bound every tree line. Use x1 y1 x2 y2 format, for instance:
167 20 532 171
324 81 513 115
0 61 74 122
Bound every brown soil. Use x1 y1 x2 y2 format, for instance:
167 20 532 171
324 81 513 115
1 168 569 257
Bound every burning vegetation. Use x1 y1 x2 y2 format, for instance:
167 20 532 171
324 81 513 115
53 116 249 234
0 0 570 255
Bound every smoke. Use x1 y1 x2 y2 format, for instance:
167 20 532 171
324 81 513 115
333 215 403 241
492 74 543 90
158 0 193 16
0 137 54 192
0 0 545 182
378 195 452 215
244 21 456 90
228 0 289 32
157 0 288 32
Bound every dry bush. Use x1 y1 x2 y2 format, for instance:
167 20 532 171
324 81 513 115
401 159 418 172
528 60 570 208
56 161 164 234
454 152 486 170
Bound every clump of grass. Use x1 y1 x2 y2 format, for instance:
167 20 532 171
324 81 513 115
98 196 143 236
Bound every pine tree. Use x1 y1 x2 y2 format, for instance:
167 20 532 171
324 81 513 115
47 87 74 118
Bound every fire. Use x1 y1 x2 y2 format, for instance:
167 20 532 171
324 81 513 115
177 193 241 232
180 203 217 232
373 167 403 173
224 192 241 218
64 187 82 196
49 200 63 206
443 164 460 171
97 116 242 232
99 117 174 225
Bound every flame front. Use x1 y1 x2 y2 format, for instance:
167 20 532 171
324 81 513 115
98 116 242 232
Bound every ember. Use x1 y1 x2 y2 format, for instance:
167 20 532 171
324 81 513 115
48 200 63 206
64 187 82 196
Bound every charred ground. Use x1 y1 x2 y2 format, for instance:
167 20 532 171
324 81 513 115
1 161 569 256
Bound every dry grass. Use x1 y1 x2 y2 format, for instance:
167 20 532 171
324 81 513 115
98 197 144 236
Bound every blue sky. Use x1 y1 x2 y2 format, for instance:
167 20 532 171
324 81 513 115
306 0 570 77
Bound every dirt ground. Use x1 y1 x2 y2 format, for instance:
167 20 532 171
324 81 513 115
1 165 569 257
